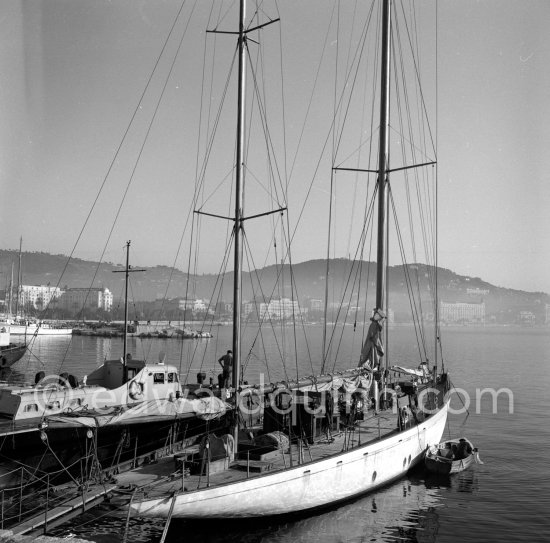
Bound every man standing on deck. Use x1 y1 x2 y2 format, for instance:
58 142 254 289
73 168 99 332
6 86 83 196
218 350 233 389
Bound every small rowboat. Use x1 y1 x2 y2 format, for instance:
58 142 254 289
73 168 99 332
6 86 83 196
425 438 482 475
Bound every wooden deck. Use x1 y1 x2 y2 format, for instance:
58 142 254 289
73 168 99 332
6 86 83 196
4 408 403 534
114 409 401 499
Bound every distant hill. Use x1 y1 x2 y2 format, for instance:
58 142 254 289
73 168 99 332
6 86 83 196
0 249 548 323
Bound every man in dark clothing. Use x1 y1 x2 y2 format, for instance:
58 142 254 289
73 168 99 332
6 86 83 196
218 350 233 388
456 438 472 460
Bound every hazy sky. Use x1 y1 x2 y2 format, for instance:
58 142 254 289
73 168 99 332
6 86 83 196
1 0 549 294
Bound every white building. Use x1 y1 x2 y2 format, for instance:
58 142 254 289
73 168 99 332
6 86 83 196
178 298 209 312
18 285 62 311
257 298 301 320
466 287 490 297
59 287 113 313
440 301 485 324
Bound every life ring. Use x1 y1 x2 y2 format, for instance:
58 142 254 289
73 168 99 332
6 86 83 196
128 380 143 400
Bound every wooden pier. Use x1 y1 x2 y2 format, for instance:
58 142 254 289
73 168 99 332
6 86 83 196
11 483 116 537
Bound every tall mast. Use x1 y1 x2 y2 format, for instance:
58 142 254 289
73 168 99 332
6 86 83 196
122 241 131 370
15 237 22 316
375 0 391 316
232 0 246 444
8 262 14 317
113 241 144 385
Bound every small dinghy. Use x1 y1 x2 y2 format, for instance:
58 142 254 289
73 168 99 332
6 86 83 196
425 438 482 475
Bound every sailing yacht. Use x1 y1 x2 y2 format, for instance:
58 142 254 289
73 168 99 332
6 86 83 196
127 0 452 519
0 240 74 336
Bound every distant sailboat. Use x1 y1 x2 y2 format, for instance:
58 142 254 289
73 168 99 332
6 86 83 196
1 239 73 336
128 0 452 519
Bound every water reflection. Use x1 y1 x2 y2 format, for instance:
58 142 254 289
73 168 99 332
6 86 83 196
160 477 443 543
411 465 479 495
0 366 27 385
47 474 449 543
42 430 482 543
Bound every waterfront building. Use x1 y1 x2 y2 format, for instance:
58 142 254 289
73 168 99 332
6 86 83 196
440 301 485 324
244 297 302 321
58 287 113 313
518 311 535 325
308 299 323 312
18 284 63 311
178 298 209 312
261 298 300 320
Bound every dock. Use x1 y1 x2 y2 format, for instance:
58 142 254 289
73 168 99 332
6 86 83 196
11 483 116 537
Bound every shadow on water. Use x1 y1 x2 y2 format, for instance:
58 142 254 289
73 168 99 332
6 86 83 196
408 463 479 494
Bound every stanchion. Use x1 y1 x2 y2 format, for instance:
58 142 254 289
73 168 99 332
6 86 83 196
122 489 137 543
159 494 177 543
44 474 50 534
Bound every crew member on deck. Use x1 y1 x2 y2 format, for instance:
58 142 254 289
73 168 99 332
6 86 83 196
218 350 233 389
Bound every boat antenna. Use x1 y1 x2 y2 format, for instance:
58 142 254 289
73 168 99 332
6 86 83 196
112 241 145 384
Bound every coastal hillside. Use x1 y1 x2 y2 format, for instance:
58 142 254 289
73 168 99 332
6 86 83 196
0 250 548 323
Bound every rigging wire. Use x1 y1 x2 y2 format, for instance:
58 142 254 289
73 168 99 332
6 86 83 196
23 0 191 376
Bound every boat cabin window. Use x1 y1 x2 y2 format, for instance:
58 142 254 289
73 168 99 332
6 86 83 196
24 403 38 413
70 398 82 408
168 372 176 383
47 401 61 410
153 373 165 384
127 368 138 380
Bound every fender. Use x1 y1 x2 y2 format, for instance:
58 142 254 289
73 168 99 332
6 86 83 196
128 380 144 400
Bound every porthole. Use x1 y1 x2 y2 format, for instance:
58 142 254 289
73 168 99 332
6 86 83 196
372 471 377 482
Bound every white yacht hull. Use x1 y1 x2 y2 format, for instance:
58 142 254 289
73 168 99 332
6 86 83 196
131 400 449 518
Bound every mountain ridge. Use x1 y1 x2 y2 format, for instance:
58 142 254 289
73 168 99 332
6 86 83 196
0 249 548 323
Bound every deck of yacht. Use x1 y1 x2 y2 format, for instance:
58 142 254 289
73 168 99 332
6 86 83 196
113 408 401 499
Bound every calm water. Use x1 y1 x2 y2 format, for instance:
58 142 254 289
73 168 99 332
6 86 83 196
9 325 550 542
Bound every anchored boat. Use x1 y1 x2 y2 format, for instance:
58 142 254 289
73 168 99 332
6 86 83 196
127 0 454 520
425 438 482 475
